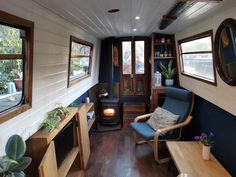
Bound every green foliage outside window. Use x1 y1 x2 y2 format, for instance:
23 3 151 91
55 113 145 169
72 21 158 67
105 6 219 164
0 25 23 94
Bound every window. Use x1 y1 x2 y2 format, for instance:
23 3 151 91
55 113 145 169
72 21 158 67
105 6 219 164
122 41 132 74
0 10 34 123
122 40 145 75
178 30 216 85
135 41 145 74
68 36 93 87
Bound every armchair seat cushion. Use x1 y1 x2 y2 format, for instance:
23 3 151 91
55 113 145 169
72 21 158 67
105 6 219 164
130 122 180 140
130 122 154 140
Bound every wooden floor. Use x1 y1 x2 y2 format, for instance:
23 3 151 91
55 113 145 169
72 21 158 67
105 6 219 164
85 128 177 177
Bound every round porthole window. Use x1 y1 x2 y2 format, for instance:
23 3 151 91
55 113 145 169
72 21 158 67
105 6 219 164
214 18 236 85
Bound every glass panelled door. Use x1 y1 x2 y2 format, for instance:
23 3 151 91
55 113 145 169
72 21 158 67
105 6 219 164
121 39 147 97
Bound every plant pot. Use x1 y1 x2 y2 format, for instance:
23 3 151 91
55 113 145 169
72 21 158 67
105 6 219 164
202 145 211 160
165 79 174 86
14 79 23 91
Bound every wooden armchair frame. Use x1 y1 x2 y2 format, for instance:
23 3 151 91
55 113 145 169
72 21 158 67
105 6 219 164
133 93 194 164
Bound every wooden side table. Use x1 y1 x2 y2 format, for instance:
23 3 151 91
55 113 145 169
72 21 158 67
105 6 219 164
166 141 231 177
151 86 166 111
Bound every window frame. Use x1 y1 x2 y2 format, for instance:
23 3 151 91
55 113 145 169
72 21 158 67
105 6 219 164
68 35 93 87
178 30 217 86
0 10 34 124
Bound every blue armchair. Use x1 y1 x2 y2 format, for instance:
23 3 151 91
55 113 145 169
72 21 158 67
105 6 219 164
130 87 194 163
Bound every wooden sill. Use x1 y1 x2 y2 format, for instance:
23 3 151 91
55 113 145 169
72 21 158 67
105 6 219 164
68 74 91 88
58 147 79 177
0 103 31 124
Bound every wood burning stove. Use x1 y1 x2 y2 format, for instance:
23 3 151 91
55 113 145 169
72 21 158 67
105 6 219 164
98 38 121 126
99 98 120 125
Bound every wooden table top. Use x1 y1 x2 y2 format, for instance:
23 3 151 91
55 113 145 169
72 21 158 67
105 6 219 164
166 141 231 177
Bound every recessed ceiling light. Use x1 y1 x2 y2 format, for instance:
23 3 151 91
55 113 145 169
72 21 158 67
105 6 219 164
133 28 137 32
108 9 120 13
135 16 140 20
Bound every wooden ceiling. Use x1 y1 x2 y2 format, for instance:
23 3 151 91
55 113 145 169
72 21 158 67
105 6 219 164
32 0 233 38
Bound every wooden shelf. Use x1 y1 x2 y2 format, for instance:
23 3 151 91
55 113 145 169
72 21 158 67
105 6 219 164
58 147 79 177
85 102 96 131
84 103 94 112
87 116 95 131
27 103 95 177
154 57 175 60
31 107 78 144
150 33 179 112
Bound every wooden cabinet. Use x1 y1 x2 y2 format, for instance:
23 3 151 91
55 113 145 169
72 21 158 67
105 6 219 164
150 33 179 111
150 86 166 111
123 102 146 128
27 103 96 177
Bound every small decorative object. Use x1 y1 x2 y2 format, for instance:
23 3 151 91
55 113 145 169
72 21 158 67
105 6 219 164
166 38 171 44
160 46 164 57
41 103 70 133
155 51 159 58
155 39 159 44
164 47 168 57
84 97 90 103
0 135 32 177
98 89 108 98
160 37 165 44
154 71 162 86
168 46 172 57
160 60 176 86
195 132 214 160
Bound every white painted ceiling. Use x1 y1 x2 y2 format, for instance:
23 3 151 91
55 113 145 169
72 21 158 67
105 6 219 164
33 0 234 38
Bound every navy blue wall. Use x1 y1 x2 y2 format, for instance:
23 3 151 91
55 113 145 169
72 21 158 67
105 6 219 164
69 91 89 106
183 95 236 176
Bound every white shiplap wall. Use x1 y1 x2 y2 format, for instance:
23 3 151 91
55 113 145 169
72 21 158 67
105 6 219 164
0 0 101 156
175 3 236 117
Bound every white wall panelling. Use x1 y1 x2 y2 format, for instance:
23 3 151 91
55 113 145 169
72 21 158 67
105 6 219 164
0 0 101 156
175 3 236 117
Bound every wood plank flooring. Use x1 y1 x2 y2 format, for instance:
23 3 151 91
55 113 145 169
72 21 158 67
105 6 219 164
85 128 177 177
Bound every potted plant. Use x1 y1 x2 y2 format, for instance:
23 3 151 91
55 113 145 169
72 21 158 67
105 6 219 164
14 72 23 91
0 135 32 177
160 60 176 86
195 132 214 160
41 104 70 133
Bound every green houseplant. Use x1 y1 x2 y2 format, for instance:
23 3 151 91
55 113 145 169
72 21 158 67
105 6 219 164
0 135 32 177
41 104 70 133
160 60 176 86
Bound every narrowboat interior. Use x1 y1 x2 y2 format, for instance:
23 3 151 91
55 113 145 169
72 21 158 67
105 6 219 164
1 0 236 177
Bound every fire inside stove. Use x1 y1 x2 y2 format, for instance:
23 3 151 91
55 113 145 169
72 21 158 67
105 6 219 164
103 108 115 117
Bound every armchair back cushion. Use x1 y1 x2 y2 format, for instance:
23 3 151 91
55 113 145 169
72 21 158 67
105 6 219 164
146 107 179 133
162 87 192 123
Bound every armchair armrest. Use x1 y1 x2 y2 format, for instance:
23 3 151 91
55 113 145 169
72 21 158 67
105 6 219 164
134 113 152 122
155 115 193 137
